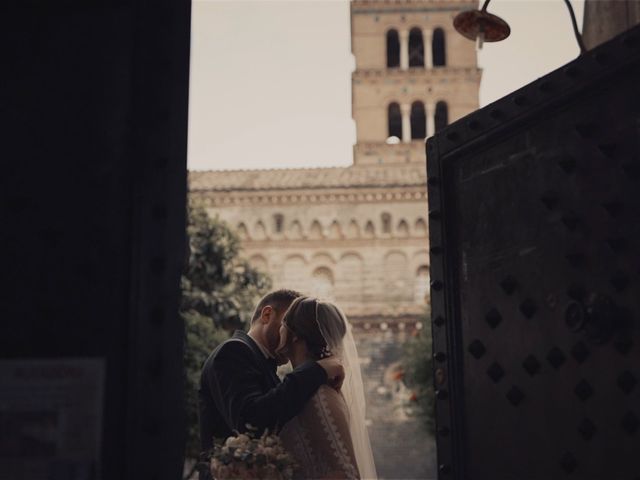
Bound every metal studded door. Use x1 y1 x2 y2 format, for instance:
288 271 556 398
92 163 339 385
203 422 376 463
427 26 640 480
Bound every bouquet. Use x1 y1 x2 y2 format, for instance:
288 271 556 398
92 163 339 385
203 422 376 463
210 428 296 480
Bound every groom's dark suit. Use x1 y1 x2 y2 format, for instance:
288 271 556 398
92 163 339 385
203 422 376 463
198 330 327 453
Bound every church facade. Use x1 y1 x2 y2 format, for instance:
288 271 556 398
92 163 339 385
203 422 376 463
190 0 480 332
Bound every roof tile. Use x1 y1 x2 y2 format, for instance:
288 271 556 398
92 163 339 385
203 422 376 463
189 164 427 192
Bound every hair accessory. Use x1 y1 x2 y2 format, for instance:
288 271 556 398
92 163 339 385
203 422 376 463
314 299 331 359
318 346 332 359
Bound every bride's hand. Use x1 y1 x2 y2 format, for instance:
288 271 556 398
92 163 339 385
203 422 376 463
317 357 345 391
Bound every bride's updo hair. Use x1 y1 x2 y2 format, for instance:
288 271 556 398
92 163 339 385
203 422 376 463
282 296 347 360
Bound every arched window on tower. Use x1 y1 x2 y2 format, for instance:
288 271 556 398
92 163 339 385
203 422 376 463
410 101 426 140
388 102 402 141
408 28 424 67
435 101 449 133
433 28 446 67
386 29 400 68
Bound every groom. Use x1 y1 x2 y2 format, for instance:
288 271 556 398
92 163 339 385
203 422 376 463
198 289 345 472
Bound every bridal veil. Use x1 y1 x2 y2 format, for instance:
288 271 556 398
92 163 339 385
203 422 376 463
316 301 378 480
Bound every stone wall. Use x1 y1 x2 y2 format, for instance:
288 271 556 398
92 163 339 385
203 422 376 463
201 188 431 319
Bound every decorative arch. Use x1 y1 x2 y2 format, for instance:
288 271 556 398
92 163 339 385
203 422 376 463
237 222 250 240
283 255 307 289
433 27 446 67
338 252 364 303
364 220 375 238
273 213 284 234
414 265 430 304
397 219 409 237
339 251 364 262
415 218 428 236
254 220 267 240
309 220 323 240
311 266 335 301
410 101 426 140
248 254 268 273
312 252 335 265
386 29 400 68
384 251 410 300
435 101 449 133
388 102 402 140
288 220 304 240
408 27 424 67
346 219 360 239
284 253 306 264
381 212 392 234
384 250 408 262
328 220 343 240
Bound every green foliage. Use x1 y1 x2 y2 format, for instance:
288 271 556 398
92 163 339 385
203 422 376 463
181 206 271 331
183 311 230 460
182 205 271 459
401 316 435 434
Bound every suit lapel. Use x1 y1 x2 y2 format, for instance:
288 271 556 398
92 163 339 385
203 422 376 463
232 331 280 386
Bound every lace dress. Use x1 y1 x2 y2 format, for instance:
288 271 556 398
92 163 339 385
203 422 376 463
280 385 361 480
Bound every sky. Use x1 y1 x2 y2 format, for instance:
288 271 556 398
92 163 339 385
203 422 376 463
188 0 585 171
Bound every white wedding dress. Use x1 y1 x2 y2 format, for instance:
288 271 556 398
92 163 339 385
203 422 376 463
280 385 360 479
280 303 377 480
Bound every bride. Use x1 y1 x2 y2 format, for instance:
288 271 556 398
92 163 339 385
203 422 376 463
275 296 377 479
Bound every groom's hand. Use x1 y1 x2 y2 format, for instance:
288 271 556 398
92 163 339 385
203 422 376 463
317 357 345 391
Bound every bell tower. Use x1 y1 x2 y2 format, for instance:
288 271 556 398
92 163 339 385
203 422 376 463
351 0 482 165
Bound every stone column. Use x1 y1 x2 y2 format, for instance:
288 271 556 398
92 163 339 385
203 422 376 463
400 29 409 70
423 28 433 68
426 102 435 138
401 103 412 142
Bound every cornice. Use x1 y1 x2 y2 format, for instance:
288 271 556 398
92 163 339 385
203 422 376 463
349 317 425 333
356 140 424 148
352 66 482 82
189 164 427 193
351 1 477 15
240 235 429 248
191 187 428 207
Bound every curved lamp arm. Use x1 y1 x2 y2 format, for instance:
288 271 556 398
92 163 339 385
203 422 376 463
455 0 586 54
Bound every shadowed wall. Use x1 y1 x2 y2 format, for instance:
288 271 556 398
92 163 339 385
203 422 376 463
0 2 191 478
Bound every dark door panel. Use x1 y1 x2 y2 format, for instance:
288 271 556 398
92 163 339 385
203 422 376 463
427 25 640 480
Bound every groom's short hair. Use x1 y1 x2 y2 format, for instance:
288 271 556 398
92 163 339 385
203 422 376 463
251 289 303 324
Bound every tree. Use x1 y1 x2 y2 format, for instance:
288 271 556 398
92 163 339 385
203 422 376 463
182 205 271 464
401 312 435 434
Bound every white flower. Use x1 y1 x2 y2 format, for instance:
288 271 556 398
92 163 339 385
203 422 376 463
225 436 240 448
262 447 275 457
